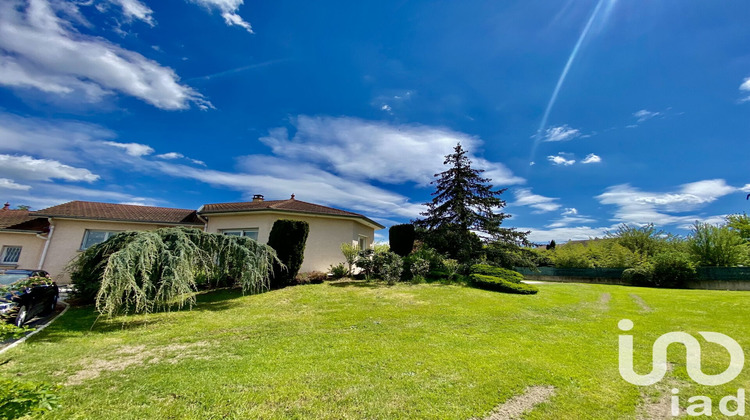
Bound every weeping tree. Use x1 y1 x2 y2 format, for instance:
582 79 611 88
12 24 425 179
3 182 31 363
68 227 281 316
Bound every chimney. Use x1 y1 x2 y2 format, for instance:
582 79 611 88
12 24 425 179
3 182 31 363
2 202 9 210
290 194 295 200
252 194 264 202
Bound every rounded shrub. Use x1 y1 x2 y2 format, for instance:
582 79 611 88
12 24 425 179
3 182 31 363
471 264 524 284
470 274 538 295
389 224 415 257
650 252 697 288
379 252 403 285
622 264 654 287
267 219 310 288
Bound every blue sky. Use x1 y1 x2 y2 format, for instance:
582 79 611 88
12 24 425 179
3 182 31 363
1 0 749 243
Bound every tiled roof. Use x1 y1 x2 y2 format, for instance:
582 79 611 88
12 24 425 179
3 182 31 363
33 201 203 225
0 209 47 231
201 199 384 228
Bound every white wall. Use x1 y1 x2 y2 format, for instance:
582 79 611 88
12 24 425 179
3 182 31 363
204 212 377 272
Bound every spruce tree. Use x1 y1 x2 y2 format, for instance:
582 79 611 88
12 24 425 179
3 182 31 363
415 143 527 261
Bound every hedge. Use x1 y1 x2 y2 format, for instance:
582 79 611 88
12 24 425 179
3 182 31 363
389 224 415 257
471 264 524 283
267 219 310 288
470 274 538 295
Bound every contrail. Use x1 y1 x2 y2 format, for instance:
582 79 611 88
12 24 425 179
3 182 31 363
529 0 616 167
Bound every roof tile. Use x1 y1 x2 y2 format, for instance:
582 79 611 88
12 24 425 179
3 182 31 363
33 201 202 225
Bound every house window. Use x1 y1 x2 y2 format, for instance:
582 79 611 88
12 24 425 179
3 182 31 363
358 236 367 251
0 246 22 264
221 229 259 241
81 230 120 250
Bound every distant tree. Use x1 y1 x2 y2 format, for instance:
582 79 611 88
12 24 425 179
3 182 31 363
688 222 748 267
605 224 669 257
14 205 30 210
726 213 750 243
546 240 556 250
414 143 528 262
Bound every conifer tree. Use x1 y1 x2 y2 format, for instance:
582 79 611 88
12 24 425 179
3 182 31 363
415 143 527 261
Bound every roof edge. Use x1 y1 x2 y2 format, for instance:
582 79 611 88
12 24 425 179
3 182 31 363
200 208 385 230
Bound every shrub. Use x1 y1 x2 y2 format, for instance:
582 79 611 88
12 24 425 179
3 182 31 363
622 264 654 287
471 264 524 284
340 243 360 276
379 252 403 285
389 224 416 257
549 243 594 268
689 222 749 266
0 377 60 419
650 252 697 288
410 257 430 283
0 323 32 341
484 241 538 270
606 223 669 257
443 259 459 278
69 227 280 316
470 274 538 294
294 271 327 285
328 263 347 279
267 220 310 289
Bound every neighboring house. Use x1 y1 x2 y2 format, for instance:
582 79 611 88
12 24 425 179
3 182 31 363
0 195 384 283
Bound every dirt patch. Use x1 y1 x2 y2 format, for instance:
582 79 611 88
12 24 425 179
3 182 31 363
598 293 611 310
482 386 556 420
66 341 211 385
636 363 687 419
629 294 652 312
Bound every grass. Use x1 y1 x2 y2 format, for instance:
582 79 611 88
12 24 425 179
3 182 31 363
2 280 750 419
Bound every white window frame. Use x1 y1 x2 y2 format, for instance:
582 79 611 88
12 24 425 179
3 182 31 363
358 235 368 251
0 246 22 264
80 230 122 250
220 228 259 241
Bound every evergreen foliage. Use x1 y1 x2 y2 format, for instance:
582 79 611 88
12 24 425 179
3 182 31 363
414 143 527 261
69 227 280 316
267 219 310 288
388 224 415 257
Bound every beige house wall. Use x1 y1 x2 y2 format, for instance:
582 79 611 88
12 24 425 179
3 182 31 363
204 212 377 273
42 219 178 283
0 232 46 270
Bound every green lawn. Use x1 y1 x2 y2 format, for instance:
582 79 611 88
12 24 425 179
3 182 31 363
2 281 749 419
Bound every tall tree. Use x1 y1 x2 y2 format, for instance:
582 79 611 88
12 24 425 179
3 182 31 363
415 143 527 261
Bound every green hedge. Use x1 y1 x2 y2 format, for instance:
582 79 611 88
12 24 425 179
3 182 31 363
471 264 524 283
267 220 310 288
470 274 538 295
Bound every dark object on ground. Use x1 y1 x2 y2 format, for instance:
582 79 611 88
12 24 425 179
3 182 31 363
0 270 59 327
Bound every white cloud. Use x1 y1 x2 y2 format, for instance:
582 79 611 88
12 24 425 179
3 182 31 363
260 116 524 186
562 207 578 216
522 225 611 243
633 109 661 123
581 153 601 164
155 152 185 160
542 125 581 142
0 0 210 110
547 154 575 166
0 178 31 191
0 154 99 182
107 0 154 25
104 141 154 157
156 158 424 219
596 179 743 226
381 104 392 112
512 188 560 213
190 0 253 33
740 78 750 102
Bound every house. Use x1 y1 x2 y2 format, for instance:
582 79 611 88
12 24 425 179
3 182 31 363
0 195 384 283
